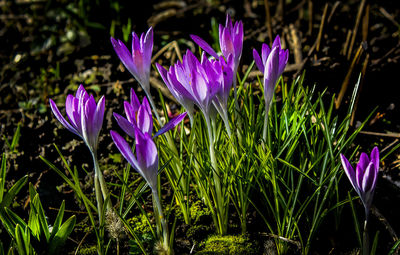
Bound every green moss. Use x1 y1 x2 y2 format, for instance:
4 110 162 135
196 235 258 255
77 245 97 255
128 212 153 234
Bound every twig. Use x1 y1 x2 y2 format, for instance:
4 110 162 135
335 44 364 109
263 0 273 41
350 53 369 126
74 231 91 255
260 232 302 250
362 4 370 41
315 3 329 53
379 7 400 28
347 0 367 60
307 0 313 36
370 206 398 242
288 24 303 65
359 131 400 139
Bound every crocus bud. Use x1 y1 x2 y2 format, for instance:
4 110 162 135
340 147 380 215
50 84 105 152
111 27 153 95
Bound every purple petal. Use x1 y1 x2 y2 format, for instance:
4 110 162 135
135 129 158 190
93 96 105 136
143 27 153 61
253 49 264 73
263 47 280 106
362 162 377 193
154 112 187 138
261 44 271 64
110 130 140 171
340 154 358 192
137 104 153 135
49 99 79 136
130 88 141 111
356 153 370 188
272 35 281 50
278 49 289 75
110 37 137 75
114 112 136 138
124 101 136 124
370 146 380 173
190 34 219 59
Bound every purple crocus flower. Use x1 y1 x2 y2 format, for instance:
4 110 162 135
156 50 220 123
50 84 105 152
113 88 187 138
111 128 158 190
111 27 153 95
340 147 380 215
253 36 289 112
111 89 187 190
190 14 243 72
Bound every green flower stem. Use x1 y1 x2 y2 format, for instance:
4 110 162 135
363 213 369 255
205 114 226 235
94 175 103 223
152 190 171 255
92 152 112 210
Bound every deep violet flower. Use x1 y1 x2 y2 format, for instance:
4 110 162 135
253 36 289 112
340 147 380 215
156 50 221 123
111 27 153 95
190 14 243 71
49 84 105 152
113 88 187 138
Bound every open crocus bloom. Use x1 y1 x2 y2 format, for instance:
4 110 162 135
50 84 105 152
157 50 221 122
113 88 187 138
111 27 153 95
111 88 186 190
340 147 380 214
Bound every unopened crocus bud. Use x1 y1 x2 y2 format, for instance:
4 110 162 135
111 27 153 95
340 146 380 216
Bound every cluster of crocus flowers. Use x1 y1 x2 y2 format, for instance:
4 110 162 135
191 14 243 109
50 85 110 218
110 28 153 96
110 88 186 254
156 50 234 136
253 36 289 141
340 147 380 218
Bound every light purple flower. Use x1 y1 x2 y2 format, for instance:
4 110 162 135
190 14 243 72
253 36 289 111
113 88 187 138
50 85 105 152
111 27 153 94
156 50 220 122
111 128 158 190
340 147 380 214
111 89 187 190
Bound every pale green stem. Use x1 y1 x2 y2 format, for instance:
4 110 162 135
222 111 232 138
92 152 111 210
262 103 271 143
152 190 171 255
363 211 369 255
205 114 225 235
94 174 103 223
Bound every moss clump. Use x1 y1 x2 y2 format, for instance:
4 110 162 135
196 235 258 255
